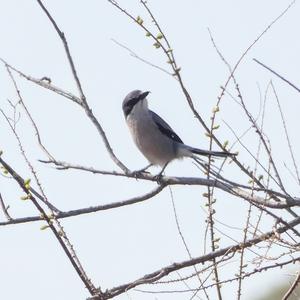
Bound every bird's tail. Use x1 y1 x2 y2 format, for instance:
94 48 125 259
186 146 236 158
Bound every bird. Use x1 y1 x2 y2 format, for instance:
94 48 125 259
122 90 236 176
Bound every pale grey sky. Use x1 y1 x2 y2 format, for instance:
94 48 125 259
0 1 299 299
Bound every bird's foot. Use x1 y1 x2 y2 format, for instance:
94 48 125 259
130 169 150 178
128 164 153 179
153 173 164 184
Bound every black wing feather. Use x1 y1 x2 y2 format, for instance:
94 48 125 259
150 110 183 144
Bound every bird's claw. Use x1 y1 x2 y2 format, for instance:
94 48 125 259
153 173 164 184
129 170 150 179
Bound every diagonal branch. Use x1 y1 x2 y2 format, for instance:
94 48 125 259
0 58 81 104
253 58 300 93
33 1 129 173
282 271 300 300
0 184 165 226
88 215 300 299
36 0 86 102
0 156 97 295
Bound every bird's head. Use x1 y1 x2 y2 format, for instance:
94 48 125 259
122 90 150 118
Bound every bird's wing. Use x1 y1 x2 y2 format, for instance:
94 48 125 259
150 110 183 144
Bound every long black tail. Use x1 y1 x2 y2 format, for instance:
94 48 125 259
188 146 236 158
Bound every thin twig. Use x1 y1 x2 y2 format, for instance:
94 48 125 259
235 84 287 193
1 105 97 294
0 110 60 212
206 0 296 200
0 193 12 220
0 156 97 295
36 0 86 103
270 81 300 186
253 58 300 93
88 216 300 299
134 256 300 295
169 186 209 300
111 39 172 76
0 58 81 104
4 65 55 160
282 271 300 300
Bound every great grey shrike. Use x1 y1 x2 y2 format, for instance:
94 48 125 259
122 90 235 174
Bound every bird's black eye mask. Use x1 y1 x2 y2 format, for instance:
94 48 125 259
123 97 140 117
123 91 149 117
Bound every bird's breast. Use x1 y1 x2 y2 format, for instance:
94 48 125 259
126 112 176 166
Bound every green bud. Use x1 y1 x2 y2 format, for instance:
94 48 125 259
156 33 163 39
24 178 31 185
136 16 143 25
20 194 30 200
223 140 229 148
40 225 49 231
153 42 160 49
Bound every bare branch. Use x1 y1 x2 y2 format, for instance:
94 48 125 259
88 216 300 299
0 58 81 104
206 1 296 201
135 256 300 295
32 1 129 173
253 58 300 93
36 0 86 103
41 159 300 208
0 184 165 226
0 156 98 295
1 167 299 231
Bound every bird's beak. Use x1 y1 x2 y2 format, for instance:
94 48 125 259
140 91 150 100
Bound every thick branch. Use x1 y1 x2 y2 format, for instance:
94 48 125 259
43 160 300 209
